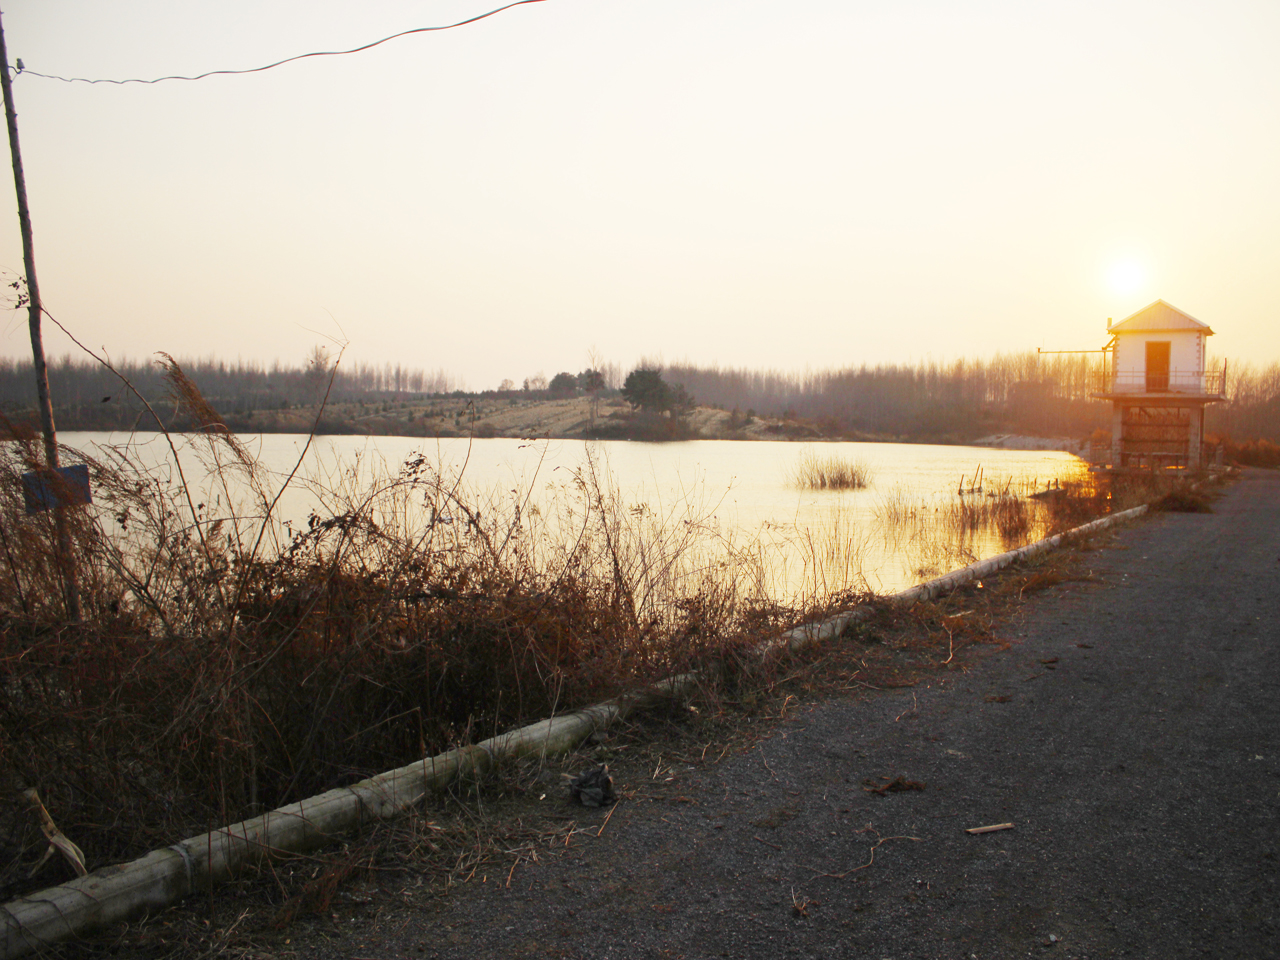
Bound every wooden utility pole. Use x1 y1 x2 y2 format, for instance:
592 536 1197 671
0 11 81 620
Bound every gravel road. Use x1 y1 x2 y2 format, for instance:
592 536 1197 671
317 469 1280 960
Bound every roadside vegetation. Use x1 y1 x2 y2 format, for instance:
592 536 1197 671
1211 436 1280 468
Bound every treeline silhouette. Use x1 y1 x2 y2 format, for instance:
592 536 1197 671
0 351 1276 443
1216 361 1280 442
665 352 1106 440
663 353 1280 443
0 354 457 431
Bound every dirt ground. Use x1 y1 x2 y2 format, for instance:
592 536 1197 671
290 395 787 440
48 469 1279 959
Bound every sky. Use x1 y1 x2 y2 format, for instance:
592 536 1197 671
0 0 1277 389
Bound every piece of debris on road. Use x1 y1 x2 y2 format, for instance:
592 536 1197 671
965 822 1015 834
863 775 926 796
567 765 616 807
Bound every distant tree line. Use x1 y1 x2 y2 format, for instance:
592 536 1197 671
662 352 1107 439
1212 360 1280 442
661 353 1280 443
0 351 457 430
0 348 1275 444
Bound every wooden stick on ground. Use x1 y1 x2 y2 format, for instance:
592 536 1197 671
22 788 87 878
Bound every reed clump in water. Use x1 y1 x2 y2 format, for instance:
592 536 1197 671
938 491 1031 544
789 451 872 490
875 472 1128 582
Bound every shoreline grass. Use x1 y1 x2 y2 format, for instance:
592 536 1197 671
874 471 1168 582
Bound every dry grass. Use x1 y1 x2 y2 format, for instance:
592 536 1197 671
1152 488 1214 513
789 451 872 491
936 493 1031 542
874 472 1153 570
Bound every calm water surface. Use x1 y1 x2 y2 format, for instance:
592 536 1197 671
63 433 1088 598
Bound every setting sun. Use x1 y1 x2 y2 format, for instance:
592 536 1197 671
1107 259 1147 296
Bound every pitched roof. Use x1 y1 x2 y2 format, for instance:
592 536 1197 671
1109 300 1214 336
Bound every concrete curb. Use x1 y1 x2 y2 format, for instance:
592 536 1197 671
0 506 1148 957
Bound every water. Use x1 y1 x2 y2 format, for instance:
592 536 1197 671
61 432 1088 599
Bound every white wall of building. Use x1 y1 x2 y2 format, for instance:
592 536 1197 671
1111 330 1205 392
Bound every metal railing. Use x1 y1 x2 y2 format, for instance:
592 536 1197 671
1089 369 1225 397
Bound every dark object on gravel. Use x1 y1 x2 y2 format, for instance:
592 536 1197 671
1153 489 1213 513
863 775 926 795
567 765 615 807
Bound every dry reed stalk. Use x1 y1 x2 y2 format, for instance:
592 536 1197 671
789 450 872 491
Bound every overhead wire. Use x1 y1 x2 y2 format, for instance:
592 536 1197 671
10 0 548 85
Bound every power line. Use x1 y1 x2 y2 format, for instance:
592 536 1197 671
12 0 548 85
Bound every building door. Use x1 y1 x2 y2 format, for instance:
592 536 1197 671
1145 341 1170 392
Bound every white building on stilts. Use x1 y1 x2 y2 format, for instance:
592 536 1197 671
1090 300 1226 471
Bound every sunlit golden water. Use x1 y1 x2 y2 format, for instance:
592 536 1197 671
65 433 1089 602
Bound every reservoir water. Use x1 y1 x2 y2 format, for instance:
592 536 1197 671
61 432 1089 600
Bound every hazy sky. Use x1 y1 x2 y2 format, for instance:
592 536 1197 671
1 0 1277 388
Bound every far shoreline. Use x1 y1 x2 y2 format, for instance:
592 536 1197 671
6 395 1088 454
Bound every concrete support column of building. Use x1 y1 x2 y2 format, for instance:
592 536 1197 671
1111 403 1125 467
1187 406 1203 471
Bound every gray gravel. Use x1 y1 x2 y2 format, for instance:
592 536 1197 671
322 469 1280 960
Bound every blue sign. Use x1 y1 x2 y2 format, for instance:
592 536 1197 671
21 464 92 515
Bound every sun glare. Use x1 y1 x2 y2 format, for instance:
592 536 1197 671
1107 259 1146 295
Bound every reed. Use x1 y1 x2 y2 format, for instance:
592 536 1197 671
873 472 1127 582
937 491 1031 544
745 505 872 608
876 483 919 530
789 450 872 490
